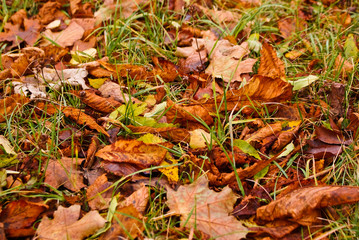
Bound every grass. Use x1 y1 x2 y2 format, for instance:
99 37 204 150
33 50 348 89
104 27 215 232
0 0 359 239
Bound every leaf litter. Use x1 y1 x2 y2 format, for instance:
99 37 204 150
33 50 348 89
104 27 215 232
0 0 358 239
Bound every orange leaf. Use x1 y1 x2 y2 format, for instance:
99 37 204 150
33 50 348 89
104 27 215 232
96 139 169 169
73 90 122 113
258 42 286 80
257 186 359 225
0 94 29 122
62 107 109 137
0 200 48 238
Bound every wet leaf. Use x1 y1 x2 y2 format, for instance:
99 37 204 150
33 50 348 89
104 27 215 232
36 205 106 240
166 176 248 239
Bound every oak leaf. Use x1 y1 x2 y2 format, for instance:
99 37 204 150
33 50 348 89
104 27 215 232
166 176 248 240
36 205 106 240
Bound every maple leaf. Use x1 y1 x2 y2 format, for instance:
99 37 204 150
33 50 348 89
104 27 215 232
166 176 248 240
35 205 106 240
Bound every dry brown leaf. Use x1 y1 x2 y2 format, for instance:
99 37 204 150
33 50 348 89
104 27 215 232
37 1 68 25
126 125 190 143
205 40 256 82
334 54 354 78
200 75 292 114
87 174 113 210
36 205 106 240
0 10 41 48
256 186 359 225
73 90 122 113
315 125 352 145
43 21 85 48
278 18 296 39
0 200 48 238
0 94 29 123
119 185 149 214
258 42 286 80
70 0 93 17
166 99 213 129
98 81 141 104
96 139 169 169
166 176 248 239
62 107 109 137
44 157 86 191
99 205 144 240
245 122 283 144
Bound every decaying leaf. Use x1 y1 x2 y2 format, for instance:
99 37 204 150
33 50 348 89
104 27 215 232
0 200 48 238
166 176 248 240
0 94 29 122
99 205 144 240
62 107 109 137
257 186 359 225
86 174 114 210
73 90 122 113
96 139 169 169
44 157 86 192
205 41 256 82
258 42 286 80
36 205 106 240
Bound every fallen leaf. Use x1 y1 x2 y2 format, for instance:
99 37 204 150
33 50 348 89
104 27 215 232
288 75 319 91
257 186 359 225
0 94 29 123
62 107 109 137
0 200 48 238
99 205 144 240
166 176 248 239
44 157 86 191
119 185 149 214
37 1 68 25
258 42 286 80
166 100 213 129
205 40 256 82
36 205 106 240
315 125 352 145
0 10 41 48
334 54 354 78
344 34 358 61
199 75 292 114
278 18 296 39
43 21 85 48
98 81 141 104
189 128 215 149
87 174 114 210
73 90 122 113
96 139 169 169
